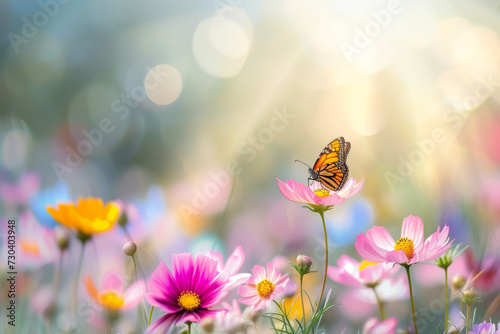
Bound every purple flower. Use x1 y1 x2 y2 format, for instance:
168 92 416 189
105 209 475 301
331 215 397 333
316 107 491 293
469 321 500 334
146 253 229 333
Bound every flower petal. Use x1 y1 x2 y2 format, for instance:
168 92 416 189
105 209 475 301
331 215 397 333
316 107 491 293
401 215 424 250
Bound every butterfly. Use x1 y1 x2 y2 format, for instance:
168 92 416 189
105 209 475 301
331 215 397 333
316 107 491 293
296 137 351 191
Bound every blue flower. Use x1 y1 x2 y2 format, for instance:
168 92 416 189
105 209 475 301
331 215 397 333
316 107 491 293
326 197 374 248
29 182 70 228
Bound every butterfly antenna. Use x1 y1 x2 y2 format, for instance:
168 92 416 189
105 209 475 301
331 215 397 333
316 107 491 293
294 159 311 169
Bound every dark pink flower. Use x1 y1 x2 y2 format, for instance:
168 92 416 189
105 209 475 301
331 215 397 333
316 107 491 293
146 253 229 333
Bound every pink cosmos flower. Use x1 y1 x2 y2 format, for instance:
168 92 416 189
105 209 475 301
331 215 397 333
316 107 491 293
354 273 409 303
85 270 145 311
363 317 398 334
276 178 364 209
337 274 408 322
238 262 289 311
272 256 298 297
327 255 397 288
355 215 453 265
146 253 229 334
206 246 251 290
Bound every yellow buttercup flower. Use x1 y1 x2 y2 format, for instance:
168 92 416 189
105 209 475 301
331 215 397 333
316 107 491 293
47 197 119 238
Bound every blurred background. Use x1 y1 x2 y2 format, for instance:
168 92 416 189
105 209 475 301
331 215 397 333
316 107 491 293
1 0 500 333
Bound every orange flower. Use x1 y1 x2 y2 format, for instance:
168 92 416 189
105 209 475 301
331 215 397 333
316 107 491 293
46 197 119 238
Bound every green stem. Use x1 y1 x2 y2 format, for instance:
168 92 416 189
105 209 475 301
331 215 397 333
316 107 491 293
132 255 138 281
73 241 86 315
466 304 471 332
49 251 64 330
187 321 192 334
444 268 449 331
300 274 307 333
312 211 328 320
132 254 147 329
148 306 154 326
404 265 419 334
372 287 386 320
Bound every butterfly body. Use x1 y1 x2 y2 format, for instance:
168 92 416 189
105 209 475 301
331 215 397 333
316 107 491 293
308 137 350 192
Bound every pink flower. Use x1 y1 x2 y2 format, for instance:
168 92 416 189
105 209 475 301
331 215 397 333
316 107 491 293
327 255 397 288
85 270 145 311
238 262 289 311
18 211 58 269
355 273 409 302
206 245 251 290
276 178 364 210
146 253 229 333
363 317 398 334
355 215 453 265
0 172 40 206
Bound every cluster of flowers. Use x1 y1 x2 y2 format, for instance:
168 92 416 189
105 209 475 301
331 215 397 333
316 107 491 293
3 172 499 334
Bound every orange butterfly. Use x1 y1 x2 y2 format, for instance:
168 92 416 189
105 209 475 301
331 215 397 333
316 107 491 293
296 137 350 191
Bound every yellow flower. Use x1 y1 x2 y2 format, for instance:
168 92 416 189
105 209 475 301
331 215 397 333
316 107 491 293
47 197 119 238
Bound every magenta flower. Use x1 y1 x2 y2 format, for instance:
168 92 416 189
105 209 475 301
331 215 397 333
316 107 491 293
363 317 398 334
276 178 364 211
146 253 229 333
355 215 453 265
327 255 397 288
206 245 251 290
238 262 289 311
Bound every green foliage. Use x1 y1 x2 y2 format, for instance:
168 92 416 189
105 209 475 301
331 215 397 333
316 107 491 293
436 243 469 270
264 289 337 334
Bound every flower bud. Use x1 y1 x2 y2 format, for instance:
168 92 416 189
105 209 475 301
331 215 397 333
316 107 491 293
55 226 70 250
75 230 91 243
118 211 128 227
296 255 312 268
451 275 466 290
179 330 188 334
123 241 137 256
462 289 476 305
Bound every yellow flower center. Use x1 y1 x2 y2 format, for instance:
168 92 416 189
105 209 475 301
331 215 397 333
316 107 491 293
314 188 331 198
394 237 414 260
178 291 201 311
256 279 275 298
358 260 377 271
98 290 124 310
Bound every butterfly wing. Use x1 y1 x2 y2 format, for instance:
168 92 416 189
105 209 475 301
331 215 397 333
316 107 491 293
318 162 349 191
342 142 351 161
313 137 348 171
